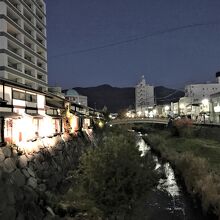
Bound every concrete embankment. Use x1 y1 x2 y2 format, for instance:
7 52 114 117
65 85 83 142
0 133 91 219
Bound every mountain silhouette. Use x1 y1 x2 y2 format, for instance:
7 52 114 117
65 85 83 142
73 84 184 112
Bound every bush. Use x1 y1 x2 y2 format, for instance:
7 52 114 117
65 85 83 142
76 131 158 219
171 118 193 137
176 152 220 215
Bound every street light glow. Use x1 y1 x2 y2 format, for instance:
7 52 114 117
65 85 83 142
202 99 209 105
137 111 142 116
165 105 170 111
180 104 185 109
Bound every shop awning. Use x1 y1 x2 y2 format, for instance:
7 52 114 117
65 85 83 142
0 112 21 118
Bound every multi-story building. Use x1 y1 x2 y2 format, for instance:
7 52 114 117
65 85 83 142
0 78 63 146
177 73 220 120
135 76 154 116
0 0 48 92
185 73 220 103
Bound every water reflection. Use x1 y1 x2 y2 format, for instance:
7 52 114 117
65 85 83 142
136 137 184 218
157 163 180 197
137 138 180 197
134 136 207 220
137 137 150 156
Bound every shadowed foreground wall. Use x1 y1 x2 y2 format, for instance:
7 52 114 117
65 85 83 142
0 133 91 219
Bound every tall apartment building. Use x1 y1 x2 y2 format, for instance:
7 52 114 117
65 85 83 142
0 0 48 92
135 76 154 114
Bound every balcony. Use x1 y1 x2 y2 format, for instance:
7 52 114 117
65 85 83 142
7 9 21 27
24 54 34 64
23 10 34 24
37 61 46 70
8 62 17 70
8 59 21 72
24 41 33 50
37 73 46 82
36 36 45 46
36 46 46 58
24 67 35 78
7 24 22 42
7 43 21 56
24 37 35 51
8 0 21 12
24 25 33 37
23 0 32 10
36 11 44 22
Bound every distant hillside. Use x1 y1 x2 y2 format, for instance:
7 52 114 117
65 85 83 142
73 84 184 112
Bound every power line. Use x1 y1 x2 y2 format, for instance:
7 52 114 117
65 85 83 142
156 89 181 100
49 20 220 59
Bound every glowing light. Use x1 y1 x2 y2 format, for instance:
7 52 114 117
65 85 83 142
179 104 185 109
149 111 154 118
70 115 79 132
214 104 220 113
137 111 142 117
153 109 157 116
98 121 104 128
165 105 170 111
202 99 209 105
144 110 148 117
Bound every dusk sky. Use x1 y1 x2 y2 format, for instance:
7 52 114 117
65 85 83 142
45 0 220 90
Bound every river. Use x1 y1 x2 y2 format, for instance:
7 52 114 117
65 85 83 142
131 134 210 220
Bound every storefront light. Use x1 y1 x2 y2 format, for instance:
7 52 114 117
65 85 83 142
179 104 185 109
202 99 209 106
214 104 220 113
137 111 142 116
165 105 170 111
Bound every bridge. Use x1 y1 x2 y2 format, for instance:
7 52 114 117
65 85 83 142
109 118 220 128
109 118 168 125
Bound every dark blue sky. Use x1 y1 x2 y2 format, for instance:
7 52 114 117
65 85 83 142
45 0 220 89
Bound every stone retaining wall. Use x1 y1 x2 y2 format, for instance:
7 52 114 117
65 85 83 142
0 133 90 220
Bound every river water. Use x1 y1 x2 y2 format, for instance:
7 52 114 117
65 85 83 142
133 135 210 220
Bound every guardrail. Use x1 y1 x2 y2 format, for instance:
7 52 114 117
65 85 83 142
110 118 168 125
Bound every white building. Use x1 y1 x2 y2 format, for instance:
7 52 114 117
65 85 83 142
0 78 63 146
64 89 88 107
185 73 220 103
0 0 48 92
178 73 220 120
135 76 154 115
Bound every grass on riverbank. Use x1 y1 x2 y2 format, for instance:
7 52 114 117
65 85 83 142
146 129 220 218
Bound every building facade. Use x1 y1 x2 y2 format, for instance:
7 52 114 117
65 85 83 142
185 73 220 103
64 89 88 107
0 79 62 146
135 76 154 115
0 0 48 92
